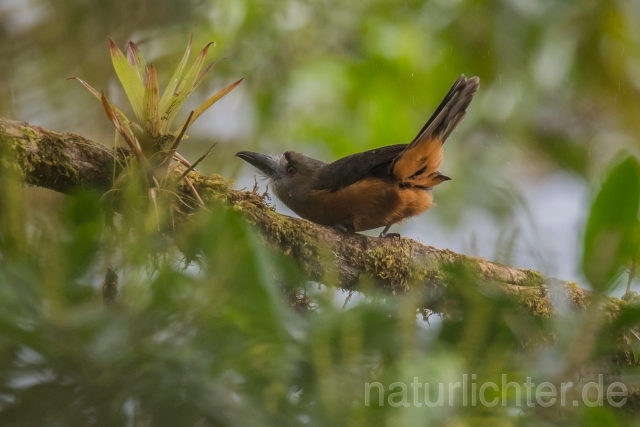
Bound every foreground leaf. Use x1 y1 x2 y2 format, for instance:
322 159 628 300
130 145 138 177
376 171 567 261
583 153 640 291
631 331 640 364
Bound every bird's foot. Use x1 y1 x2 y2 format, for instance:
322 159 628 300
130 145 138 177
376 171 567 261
334 224 351 234
379 225 400 239
379 231 401 239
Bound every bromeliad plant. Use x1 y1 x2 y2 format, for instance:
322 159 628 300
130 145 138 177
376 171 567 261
70 35 243 209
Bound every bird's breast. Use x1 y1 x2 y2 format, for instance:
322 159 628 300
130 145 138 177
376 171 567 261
283 178 433 232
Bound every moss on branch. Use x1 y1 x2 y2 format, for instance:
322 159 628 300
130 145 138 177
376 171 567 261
0 117 588 316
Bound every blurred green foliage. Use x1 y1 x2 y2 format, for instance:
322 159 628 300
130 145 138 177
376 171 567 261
2 0 640 425
2 162 640 424
583 154 640 292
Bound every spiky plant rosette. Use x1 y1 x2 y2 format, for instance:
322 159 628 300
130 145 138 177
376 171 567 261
70 35 243 210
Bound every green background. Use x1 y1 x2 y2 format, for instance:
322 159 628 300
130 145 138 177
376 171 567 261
1 0 640 425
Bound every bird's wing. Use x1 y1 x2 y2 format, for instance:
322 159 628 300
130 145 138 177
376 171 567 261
391 75 479 187
312 144 407 192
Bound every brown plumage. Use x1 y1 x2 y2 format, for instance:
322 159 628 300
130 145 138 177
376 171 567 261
237 75 480 237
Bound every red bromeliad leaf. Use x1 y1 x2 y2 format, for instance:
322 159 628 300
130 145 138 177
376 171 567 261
126 40 147 83
100 91 149 171
193 59 222 92
70 76 137 133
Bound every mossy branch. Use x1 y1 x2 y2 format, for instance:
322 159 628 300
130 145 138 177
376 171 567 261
0 117 588 316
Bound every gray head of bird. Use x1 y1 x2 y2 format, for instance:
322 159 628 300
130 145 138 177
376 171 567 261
236 150 326 203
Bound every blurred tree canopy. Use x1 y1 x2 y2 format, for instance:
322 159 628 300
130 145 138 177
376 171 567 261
3 0 640 174
2 0 640 426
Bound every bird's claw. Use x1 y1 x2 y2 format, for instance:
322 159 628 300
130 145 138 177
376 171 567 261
334 224 350 234
379 232 401 239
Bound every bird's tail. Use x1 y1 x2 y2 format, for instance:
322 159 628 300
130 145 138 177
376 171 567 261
392 75 479 185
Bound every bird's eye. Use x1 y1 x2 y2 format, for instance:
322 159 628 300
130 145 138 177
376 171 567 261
286 165 297 176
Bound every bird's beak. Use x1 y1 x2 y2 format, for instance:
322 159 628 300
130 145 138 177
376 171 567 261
236 151 279 177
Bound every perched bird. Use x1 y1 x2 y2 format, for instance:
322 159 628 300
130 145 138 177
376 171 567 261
237 75 479 238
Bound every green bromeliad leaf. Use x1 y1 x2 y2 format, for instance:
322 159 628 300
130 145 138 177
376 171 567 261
159 34 193 119
159 42 214 134
143 64 160 139
110 38 145 125
73 35 242 163
180 78 244 130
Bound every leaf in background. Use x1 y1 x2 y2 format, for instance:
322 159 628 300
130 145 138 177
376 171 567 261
143 64 160 140
159 34 193 121
109 38 145 124
126 39 147 82
160 42 214 134
583 153 640 292
180 78 243 130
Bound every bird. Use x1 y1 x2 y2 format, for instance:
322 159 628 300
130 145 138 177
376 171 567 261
236 75 479 238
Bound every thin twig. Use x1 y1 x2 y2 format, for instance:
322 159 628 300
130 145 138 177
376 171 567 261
173 152 192 167
112 129 118 185
100 92 152 173
158 187 197 210
150 176 161 231
342 290 354 310
102 266 118 307
627 260 636 295
177 142 218 181
157 111 194 174
261 185 271 202
183 176 208 211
